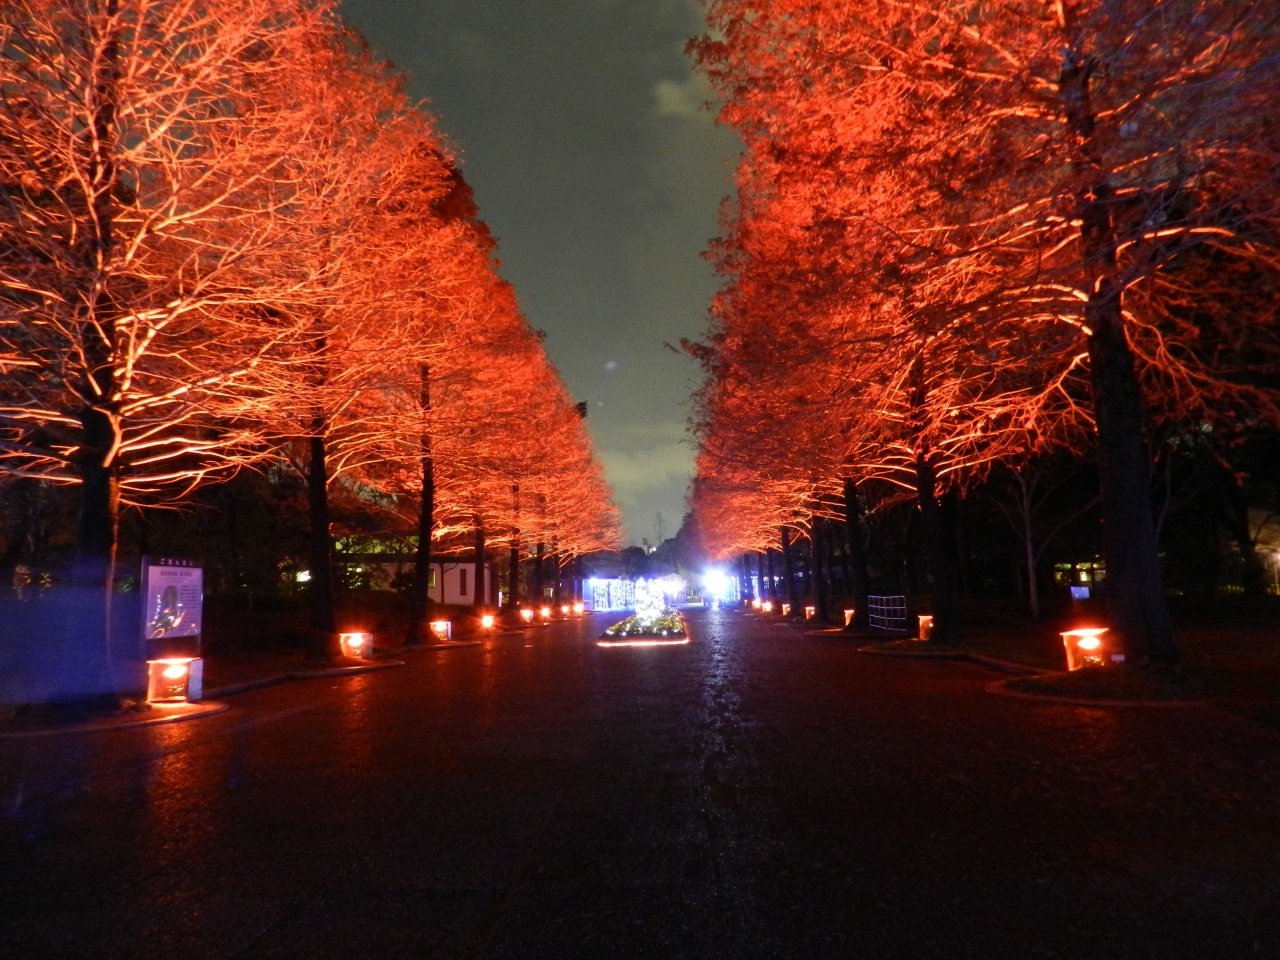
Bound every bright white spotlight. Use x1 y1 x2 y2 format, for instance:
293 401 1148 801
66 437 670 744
703 569 729 600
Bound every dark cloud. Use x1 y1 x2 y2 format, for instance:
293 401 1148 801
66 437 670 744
339 0 737 544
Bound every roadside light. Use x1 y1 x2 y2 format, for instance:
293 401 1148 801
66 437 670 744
146 657 202 703
339 632 371 659
751 598 761 610
480 614 495 630
761 601 773 613
561 604 571 615
539 605 552 619
781 603 791 617
844 608 855 628
917 614 934 641
1062 627 1116 671
804 605 816 619
702 569 729 600
520 608 535 623
573 602 585 615
429 620 452 642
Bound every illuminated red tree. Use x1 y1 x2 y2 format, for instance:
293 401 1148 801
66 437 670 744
692 0 1280 660
0 0 347 693
351 152 621 640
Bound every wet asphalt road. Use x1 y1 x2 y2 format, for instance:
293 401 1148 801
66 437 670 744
2 606 1278 959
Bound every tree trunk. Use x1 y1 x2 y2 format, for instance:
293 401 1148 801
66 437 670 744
947 489 969 596
780 527 800 615
1061 50 1177 663
307 434 338 660
71 406 121 697
1022 484 1040 621
473 516 486 610
843 478 871 631
812 520 830 622
534 541 545 606
507 483 521 615
1220 470 1268 598
1086 295 1177 662
407 367 435 644
65 0 123 700
915 453 959 643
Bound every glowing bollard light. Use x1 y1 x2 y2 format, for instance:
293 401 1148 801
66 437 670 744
1062 627 1117 671
804 605 816 620
480 614 496 630
520 608 535 623
761 601 773 613
844 609 855 628
572 602 585 615
751 598 761 610
561 604 571 615
781 603 791 617
429 620 452 642
339 632 372 659
539 606 552 620
146 657 202 703
917 615 934 641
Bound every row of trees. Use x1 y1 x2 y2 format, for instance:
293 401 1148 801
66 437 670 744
1 0 619 695
686 0 1280 661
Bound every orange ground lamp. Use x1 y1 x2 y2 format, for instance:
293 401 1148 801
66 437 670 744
339 632 372 659
1062 627 1114 671
146 657 203 703
917 615 934 641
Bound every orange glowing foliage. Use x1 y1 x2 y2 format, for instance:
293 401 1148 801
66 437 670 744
688 0 1280 658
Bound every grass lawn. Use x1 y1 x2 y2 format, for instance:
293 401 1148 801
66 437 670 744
872 615 1279 704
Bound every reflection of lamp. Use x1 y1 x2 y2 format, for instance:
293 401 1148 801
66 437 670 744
429 620 451 642
573 602 585 615
146 657 202 703
844 609 855 628
1062 627 1114 671
917 615 933 641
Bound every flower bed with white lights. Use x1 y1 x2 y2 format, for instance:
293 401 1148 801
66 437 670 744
600 611 687 640
597 580 689 647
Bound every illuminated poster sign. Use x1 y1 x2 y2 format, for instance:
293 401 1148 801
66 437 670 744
141 557 203 658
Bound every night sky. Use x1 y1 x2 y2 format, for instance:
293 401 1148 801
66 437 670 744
338 0 738 546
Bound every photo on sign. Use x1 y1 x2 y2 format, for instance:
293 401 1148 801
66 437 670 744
142 564 203 640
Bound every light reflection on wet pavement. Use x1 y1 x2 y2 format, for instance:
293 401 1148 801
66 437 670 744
2 606 1278 958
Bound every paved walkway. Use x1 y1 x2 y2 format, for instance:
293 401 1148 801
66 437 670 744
2 608 1277 958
